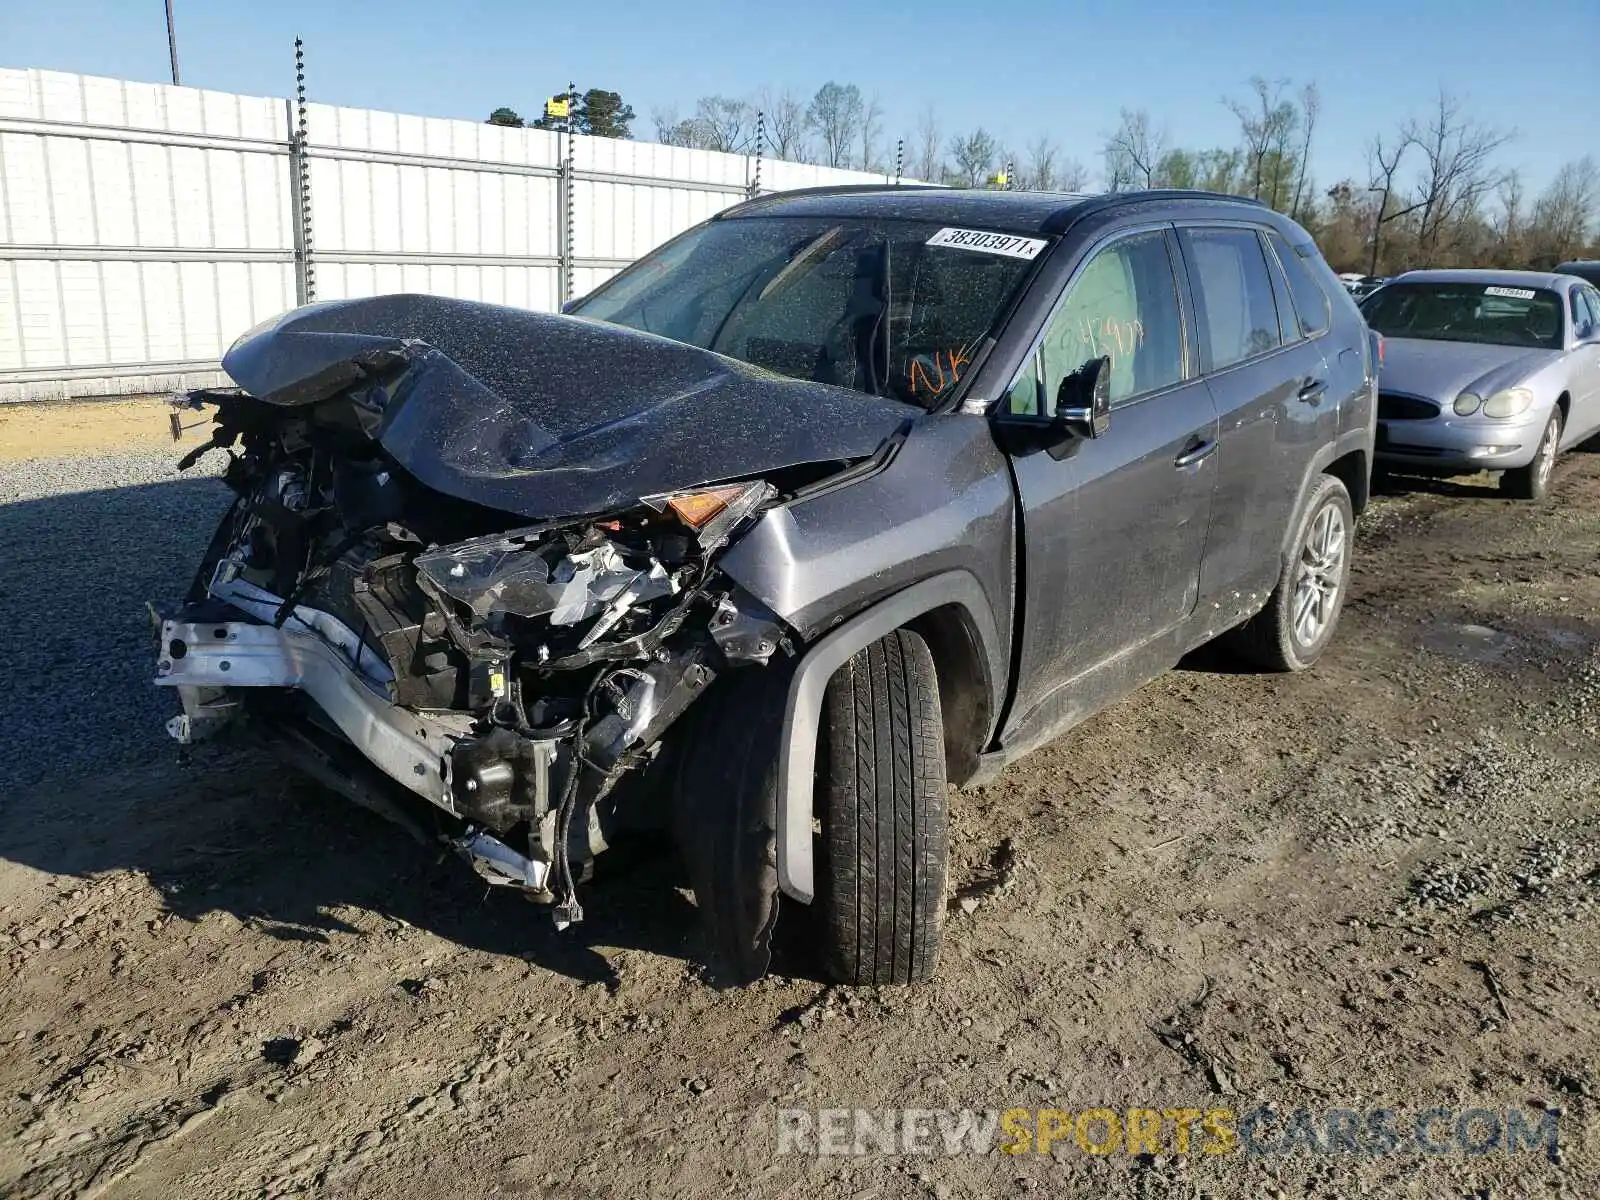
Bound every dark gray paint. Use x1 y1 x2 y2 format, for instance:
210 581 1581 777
1002 375 1219 733
718 411 1015 724
220 294 917 520
716 192 1375 850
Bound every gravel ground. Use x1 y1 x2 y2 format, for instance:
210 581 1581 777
0 451 228 798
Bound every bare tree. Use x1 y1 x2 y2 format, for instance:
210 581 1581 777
758 89 810 162
652 105 699 148
693 95 755 153
912 105 943 182
1409 90 1512 260
1103 108 1165 190
859 95 884 171
1289 82 1320 219
1026 135 1058 191
1531 156 1600 261
949 128 998 187
1057 157 1091 191
1226 76 1298 204
1367 128 1419 276
808 82 864 169
1494 170 1527 266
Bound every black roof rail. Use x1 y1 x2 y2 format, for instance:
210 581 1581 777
714 182 950 220
1040 189 1267 234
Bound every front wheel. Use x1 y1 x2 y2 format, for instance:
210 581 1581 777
1228 474 1354 672
817 628 949 985
1500 409 1562 500
673 627 949 987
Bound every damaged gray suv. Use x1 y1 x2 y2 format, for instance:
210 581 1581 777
155 187 1376 985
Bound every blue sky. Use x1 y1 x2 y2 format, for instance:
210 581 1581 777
2 0 1588 196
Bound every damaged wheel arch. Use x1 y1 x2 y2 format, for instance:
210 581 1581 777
775 570 1003 905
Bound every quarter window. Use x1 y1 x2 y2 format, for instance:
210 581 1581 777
1182 228 1284 370
1035 229 1186 410
1269 232 1332 338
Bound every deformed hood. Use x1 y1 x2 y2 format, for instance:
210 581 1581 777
221 294 917 519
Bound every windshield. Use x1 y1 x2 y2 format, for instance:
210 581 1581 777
1360 282 1565 350
569 216 1047 407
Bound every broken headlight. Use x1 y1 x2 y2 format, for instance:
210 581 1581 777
642 480 776 549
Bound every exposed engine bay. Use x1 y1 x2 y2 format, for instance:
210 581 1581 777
154 386 792 928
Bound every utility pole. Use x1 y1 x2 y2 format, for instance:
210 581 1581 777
164 0 181 85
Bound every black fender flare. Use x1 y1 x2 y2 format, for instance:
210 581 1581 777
775 570 1003 904
1279 425 1373 561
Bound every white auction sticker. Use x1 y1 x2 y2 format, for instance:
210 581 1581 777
926 227 1048 260
1484 286 1536 299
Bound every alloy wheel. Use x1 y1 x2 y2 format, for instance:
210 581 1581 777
1291 503 1346 647
1535 417 1559 489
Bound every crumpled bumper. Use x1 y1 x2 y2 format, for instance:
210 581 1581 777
152 582 559 894
153 611 475 807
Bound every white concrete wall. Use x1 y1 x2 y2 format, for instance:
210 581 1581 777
0 67 906 403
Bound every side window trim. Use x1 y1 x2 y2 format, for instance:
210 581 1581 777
1258 230 1301 347
1264 228 1333 344
1175 220 1298 376
999 220 1195 416
1164 226 1200 385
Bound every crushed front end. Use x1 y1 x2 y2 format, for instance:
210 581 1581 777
153 384 788 928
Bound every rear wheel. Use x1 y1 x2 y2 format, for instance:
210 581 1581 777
817 629 948 985
1228 474 1354 672
1500 409 1561 500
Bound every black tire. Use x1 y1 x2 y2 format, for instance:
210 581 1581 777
817 628 948 985
673 658 791 986
1500 409 1562 500
1228 474 1354 672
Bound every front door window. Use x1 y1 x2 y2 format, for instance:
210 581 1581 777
1037 229 1188 410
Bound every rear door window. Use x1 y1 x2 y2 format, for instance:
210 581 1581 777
1180 228 1284 371
1268 232 1332 338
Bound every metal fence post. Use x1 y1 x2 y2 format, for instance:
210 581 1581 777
288 39 315 305
556 82 577 305
748 110 765 199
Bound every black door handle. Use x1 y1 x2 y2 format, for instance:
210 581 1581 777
1298 378 1328 405
1174 438 1218 468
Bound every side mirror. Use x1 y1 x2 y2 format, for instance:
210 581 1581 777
1055 355 1112 438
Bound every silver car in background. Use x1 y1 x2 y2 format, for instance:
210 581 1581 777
1362 269 1600 498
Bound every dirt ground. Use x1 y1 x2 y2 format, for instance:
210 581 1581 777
0 399 208 462
2 408 1598 1199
